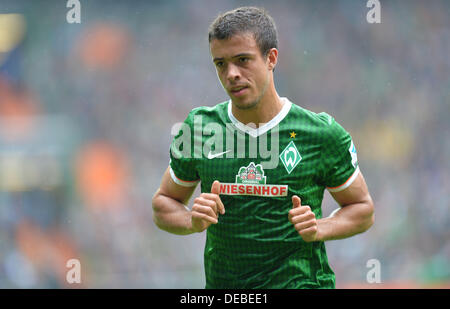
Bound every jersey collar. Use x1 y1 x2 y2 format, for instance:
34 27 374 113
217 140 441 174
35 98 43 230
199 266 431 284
227 97 292 138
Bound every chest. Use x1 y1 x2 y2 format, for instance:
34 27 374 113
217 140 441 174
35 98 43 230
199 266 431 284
196 130 324 195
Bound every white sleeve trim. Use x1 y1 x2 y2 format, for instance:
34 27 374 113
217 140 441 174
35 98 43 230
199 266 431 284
169 167 200 187
327 166 360 193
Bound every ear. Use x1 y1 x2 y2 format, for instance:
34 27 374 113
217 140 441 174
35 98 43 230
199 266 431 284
267 48 278 71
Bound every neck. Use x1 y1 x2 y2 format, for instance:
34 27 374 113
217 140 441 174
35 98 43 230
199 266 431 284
231 85 283 128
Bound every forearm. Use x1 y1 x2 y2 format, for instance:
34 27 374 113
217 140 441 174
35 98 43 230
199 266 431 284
152 193 195 235
316 201 374 242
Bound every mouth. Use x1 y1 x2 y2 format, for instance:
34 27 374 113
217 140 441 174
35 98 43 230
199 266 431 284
229 85 249 97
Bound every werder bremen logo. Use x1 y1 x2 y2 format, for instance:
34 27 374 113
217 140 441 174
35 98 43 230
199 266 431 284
236 162 266 184
280 141 302 174
220 161 287 197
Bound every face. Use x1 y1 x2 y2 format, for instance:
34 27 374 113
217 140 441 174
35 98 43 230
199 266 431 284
210 33 276 110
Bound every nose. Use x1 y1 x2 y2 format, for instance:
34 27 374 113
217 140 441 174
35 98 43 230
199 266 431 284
226 63 241 82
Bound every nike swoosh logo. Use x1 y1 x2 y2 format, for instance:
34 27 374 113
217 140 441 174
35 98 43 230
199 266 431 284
207 150 231 159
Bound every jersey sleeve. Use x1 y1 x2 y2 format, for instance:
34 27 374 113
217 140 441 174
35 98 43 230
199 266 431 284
319 113 360 192
169 111 200 187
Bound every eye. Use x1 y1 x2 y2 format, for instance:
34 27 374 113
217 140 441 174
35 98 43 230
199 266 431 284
239 57 249 63
215 61 224 68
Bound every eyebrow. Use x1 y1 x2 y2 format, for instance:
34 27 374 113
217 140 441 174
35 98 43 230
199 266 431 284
213 53 254 63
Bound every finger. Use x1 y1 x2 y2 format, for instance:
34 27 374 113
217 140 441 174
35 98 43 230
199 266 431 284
211 181 225 215
290 212 316 225
216 196 225 215
192 211 218 224
294 219 317 231
288 207 298 222
292 195 302 208
299 226 318 237
211 180 220 194
288 205 310 221
202 192 225 215
195 197 217 214
192 204 218 220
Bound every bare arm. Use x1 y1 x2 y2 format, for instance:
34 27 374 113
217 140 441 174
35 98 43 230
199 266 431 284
317 171 374 241
152 167 197 235
289 171 374 242
152 166 225 235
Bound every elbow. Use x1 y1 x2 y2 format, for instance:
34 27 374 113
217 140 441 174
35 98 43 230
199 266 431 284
151 192 163 227
362 199 375 232
369 206 375 228
151 192 159 213
364 213 374 233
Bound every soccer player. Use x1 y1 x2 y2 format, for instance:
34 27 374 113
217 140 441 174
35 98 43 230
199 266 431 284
152 7 374 288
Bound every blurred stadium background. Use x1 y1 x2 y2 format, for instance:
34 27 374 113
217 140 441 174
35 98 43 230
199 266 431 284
0 0 448 288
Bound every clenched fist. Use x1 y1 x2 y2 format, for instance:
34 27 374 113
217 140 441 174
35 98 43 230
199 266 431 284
288 195 319 242
191 180 225 233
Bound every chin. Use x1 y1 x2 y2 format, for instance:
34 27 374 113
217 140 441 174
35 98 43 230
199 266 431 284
232 98 259 110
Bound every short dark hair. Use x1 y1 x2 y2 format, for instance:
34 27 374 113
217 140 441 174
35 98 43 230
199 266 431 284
208 6 278 57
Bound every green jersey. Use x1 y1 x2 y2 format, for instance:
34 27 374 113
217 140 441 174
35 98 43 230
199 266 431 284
169 97 359 288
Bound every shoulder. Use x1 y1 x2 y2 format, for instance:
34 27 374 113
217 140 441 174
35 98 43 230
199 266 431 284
286 103 351 145
288 103 342 131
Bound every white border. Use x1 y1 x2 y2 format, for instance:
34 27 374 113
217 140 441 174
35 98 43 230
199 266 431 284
228 97 292 138
327 166 360 192
169 167 200 187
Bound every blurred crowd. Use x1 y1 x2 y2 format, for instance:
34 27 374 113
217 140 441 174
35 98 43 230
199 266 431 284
0 0 448 288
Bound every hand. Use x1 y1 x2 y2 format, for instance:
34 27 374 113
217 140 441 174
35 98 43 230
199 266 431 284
191 180 225 233
288 195 319 242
